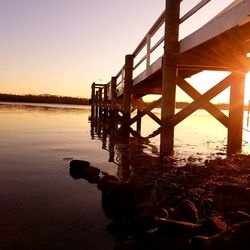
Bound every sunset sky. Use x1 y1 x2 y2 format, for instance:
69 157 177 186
1 0 249 102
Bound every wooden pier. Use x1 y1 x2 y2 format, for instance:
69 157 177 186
90 0 250 157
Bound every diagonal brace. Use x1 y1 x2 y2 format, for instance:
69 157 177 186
130 98 162 125
171 73 236 126
177 76 229 127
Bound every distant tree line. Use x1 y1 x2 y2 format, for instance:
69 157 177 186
0 93 89 105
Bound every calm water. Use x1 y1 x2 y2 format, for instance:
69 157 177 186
0 102 250 249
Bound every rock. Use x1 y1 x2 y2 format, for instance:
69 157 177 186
69 160 91 179
131 215 158 235
203 221 250 250
80 166 100 181
215 184 246 196
154 207 169 219
69 159 90 169
227 211 250 224
199 198 214 210
97 175 120 191
190 236 209 250
172 200 198 223
157 218 200 235
101 182 135 221
135 201 155 217
200 216 227 236
107 221 132 237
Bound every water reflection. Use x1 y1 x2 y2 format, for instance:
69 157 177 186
0 102 90 114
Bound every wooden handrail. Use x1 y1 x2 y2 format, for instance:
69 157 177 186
106 0 227 96
180 0 211 23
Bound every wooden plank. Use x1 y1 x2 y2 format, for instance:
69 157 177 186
177 76 229 127
180 0 250 53
147 111 162 125
133 57 162 86
171 73 237 126
227 72 245 155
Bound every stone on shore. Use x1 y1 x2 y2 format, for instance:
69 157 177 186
203 221 250 250
172 199 198 223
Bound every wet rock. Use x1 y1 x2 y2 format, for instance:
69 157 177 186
190 236 209 250
135 201 155 217
69 159 90 169
79 166 100 181
200 216 227 236
131 215 158 235
215 184 246 196
172 200 198 223
107 221 132 237
97 175 120 191
157 218 200 235
101 182 135 221
69 160 91 179
154 207 169 219
203 221 250 250
199 198 214 211
227 211 250 224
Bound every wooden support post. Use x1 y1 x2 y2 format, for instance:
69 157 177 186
136 98 143 134
122 54 134 136
103 85 108 121
91 82 96 118
98 89 103 119
160 0 180 156
110 77 117 127
95 90 99 119
227 72 245 155
111 77 117 112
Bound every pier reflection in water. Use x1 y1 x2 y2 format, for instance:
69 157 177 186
89 114 170 182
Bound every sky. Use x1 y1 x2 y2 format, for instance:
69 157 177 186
1 0 249 102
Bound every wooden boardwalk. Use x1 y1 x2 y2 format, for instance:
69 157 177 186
90 0 250 157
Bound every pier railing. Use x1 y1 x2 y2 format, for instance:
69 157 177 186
105 0 228 99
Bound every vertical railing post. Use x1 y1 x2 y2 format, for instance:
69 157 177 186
160 0 180 157
146 34 151 76
227 72 245 155
122 54 134 136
